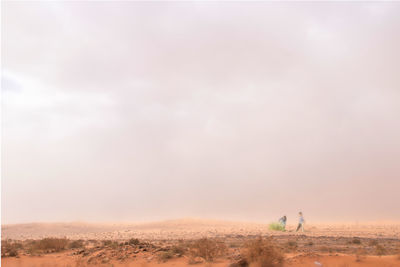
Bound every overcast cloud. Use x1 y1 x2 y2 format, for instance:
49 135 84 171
2 2 400 224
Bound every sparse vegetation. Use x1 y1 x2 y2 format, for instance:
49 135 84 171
375 244 386 256
243 237 284 267
29 238 69 253
368 239 378 246
189 238 227 262
101 239 119 248
171 242 186 255
69 239 85 249
1 240 22 257
2 228 400 266
268 223 285 231
157 250 175 262
102 240 112 246
128 238 140 246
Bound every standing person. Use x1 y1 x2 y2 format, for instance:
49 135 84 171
279 215 287 231
296 212 305 232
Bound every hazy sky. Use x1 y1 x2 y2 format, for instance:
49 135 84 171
2 2 400 224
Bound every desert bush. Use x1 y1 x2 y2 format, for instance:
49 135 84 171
105 241 120 249
171 243 186 255
128 238 140 246
306 241 314 246
243 237 284 267
157 250 174 262
368 239 378 246
375 244 386 256
351 237 361 244
69 239 85 249
268 223 285 231
1 240 22 257
31 238 69 253
102 240 111 246
189 238 227 262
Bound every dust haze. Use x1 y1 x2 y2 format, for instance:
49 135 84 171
2 2 400 224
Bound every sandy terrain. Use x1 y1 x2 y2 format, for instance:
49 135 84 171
2 219 400 266
3 254 400 267
3 219 400 240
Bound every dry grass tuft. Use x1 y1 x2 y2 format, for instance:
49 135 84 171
375 244 386 256
189 238 227 262
243 237 284 267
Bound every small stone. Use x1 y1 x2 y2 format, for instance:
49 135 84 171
193 256 205 263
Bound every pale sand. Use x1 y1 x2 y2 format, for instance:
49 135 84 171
3 219 400 240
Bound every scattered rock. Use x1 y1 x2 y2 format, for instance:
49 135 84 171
229 258 248 267
192 256 205 264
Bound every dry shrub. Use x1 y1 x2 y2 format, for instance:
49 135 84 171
157 250 175 262
171 242 186 255
101 239 119 248
1 240 22 257
368 239 378 246
29 238 69 253
351 237 361 245
69 239 85 249
243 237 284 267
157 242 186 263
375 244 386 256
128 238 140 246
285 241 297 251
189 238 227 262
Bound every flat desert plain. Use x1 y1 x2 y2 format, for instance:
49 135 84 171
2 219 400 266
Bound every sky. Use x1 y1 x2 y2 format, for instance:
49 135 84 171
2 2 400 224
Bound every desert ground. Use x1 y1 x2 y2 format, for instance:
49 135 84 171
2 219 400 266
